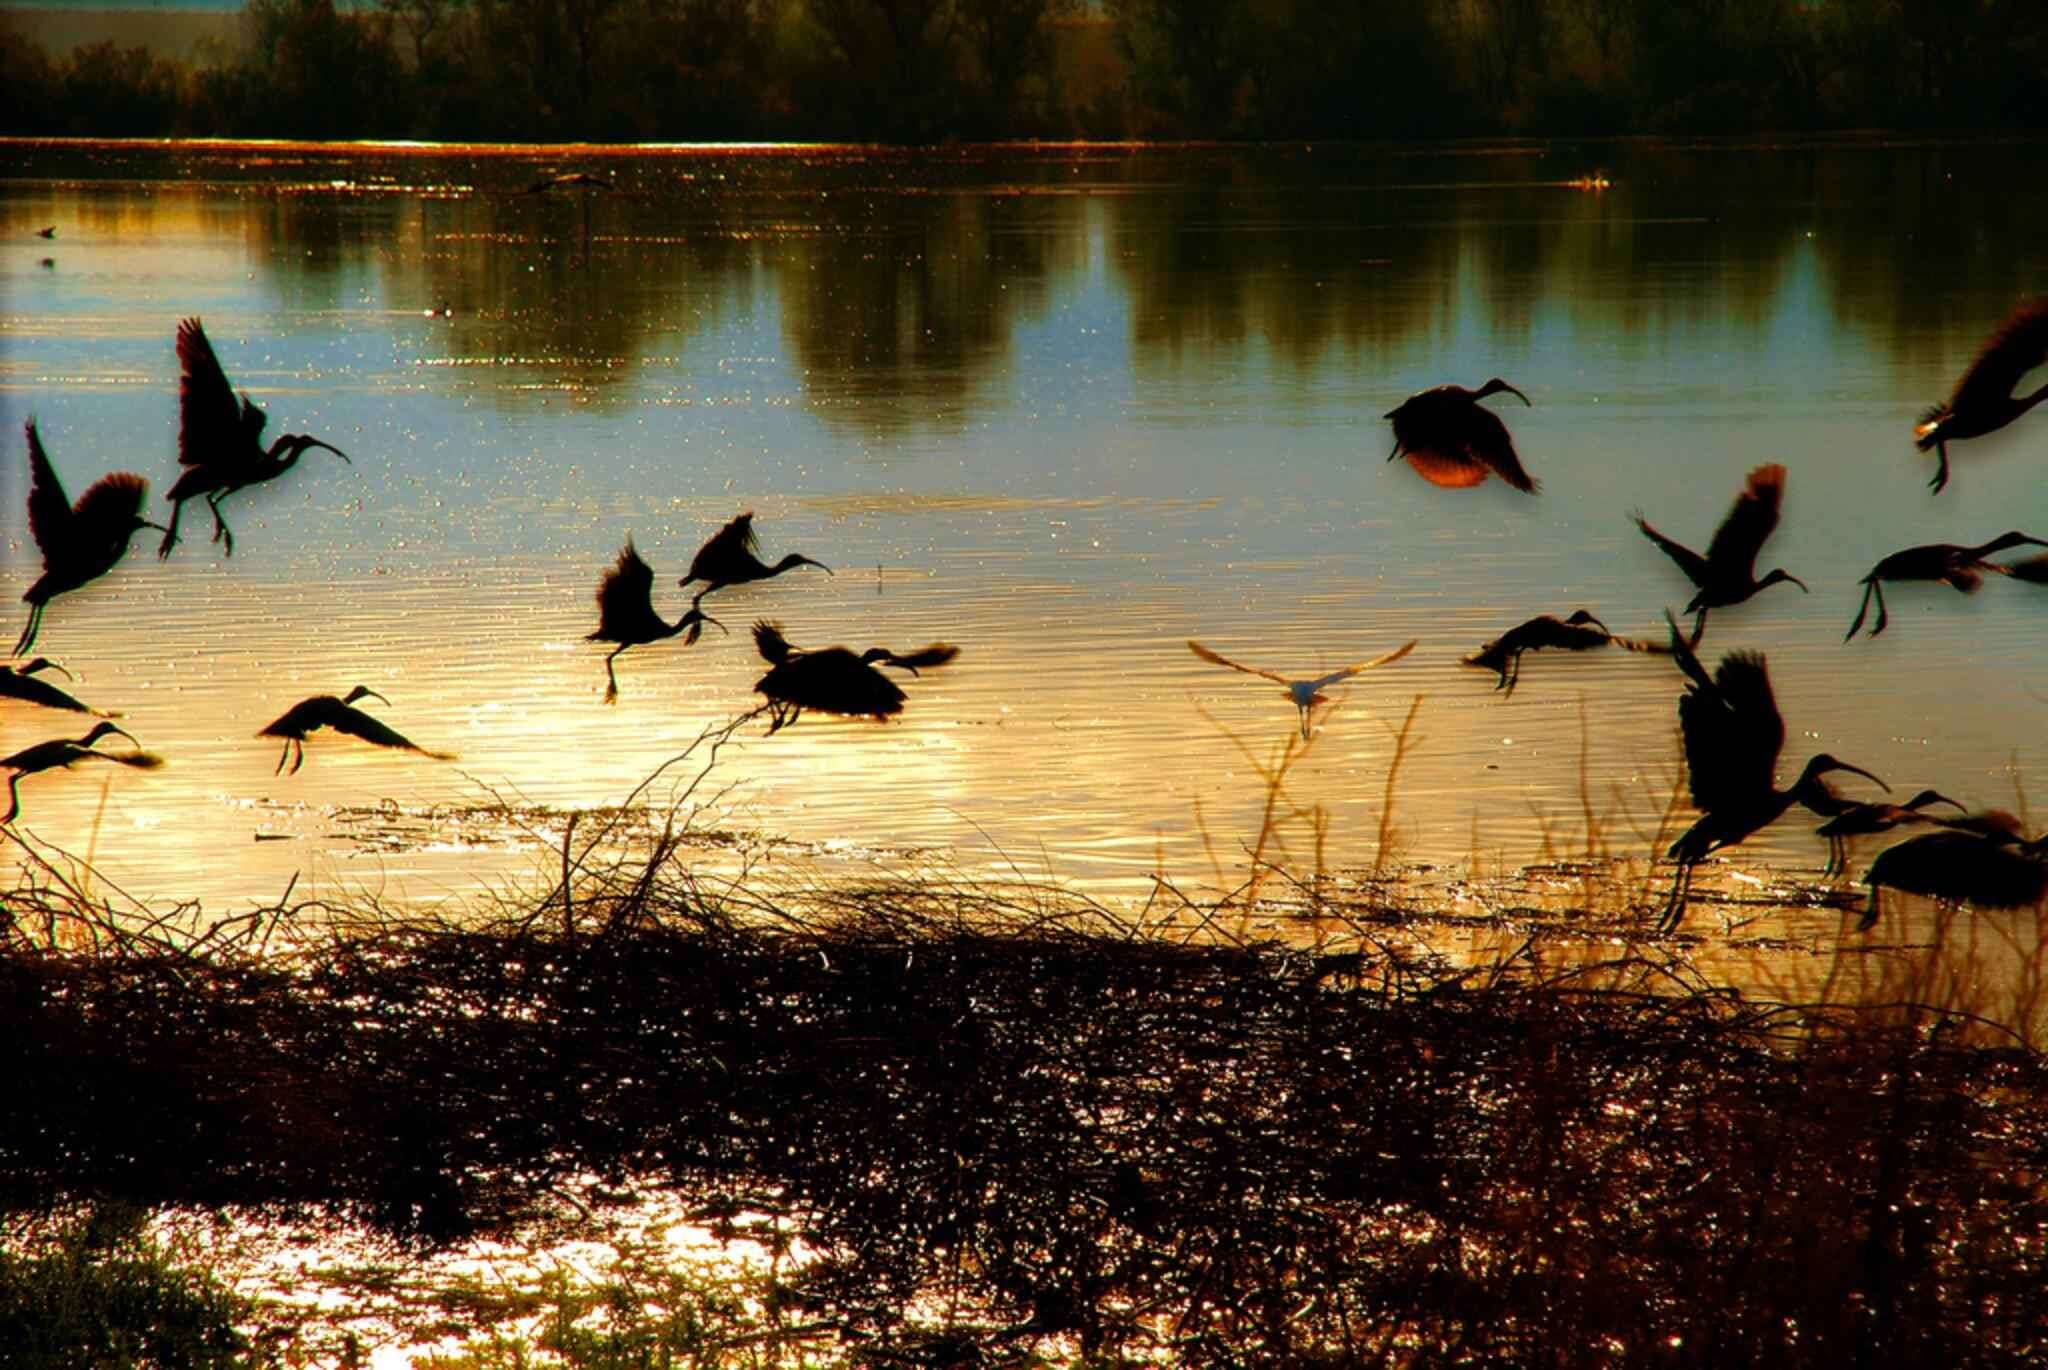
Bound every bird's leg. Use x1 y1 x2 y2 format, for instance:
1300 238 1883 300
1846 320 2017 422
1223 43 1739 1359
1928 442 1951 494
1871 582 1889 637
1689 605 1709 647
14 604 43 657
157 500 185 560
206 494 236 558
0 774 19 826
1657 862 1693 934
1823 835 1843 880
1503 652 1521 696
1844 581 1877 641
603 646 626 705
290 740 307 774
1858 883 1881 933
274 740 291 776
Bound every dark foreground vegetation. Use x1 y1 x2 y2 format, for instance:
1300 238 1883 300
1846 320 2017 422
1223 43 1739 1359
3 0 2047 144
5 816 2048 1366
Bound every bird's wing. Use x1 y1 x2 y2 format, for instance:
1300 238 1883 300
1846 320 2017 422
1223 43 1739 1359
1309 639 1419 689
177 318 259 468
1397 448 1493 488
328 703 445 756
72 473 149 539
1680 650 1782 812
1704 464 1786 576
1188 641 1289 686
23 420 72 557
594 541 654 622
1634 512 1710 585
732 511 760 558
1950 298 2048 411
753 620 795 664
1461 406 1539 493
882 643 960 672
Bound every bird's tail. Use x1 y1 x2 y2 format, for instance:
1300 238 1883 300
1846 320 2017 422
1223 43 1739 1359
103 751 165 770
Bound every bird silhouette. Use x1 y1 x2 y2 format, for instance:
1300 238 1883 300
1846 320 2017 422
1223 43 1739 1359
1460 610 1685 695
1189 638 1417 737
751 620 958 733
678 512 832 612
1384 378 1537 492
159 317 349 560
1814 788 1966 878
1634 463 1806 642
14 419 166 656
1861 818 2048 931
258 686 454 774
1916 298 2048 493
0 658 115 717
1657 611 1886 933
1843 531 2048 638
587 539 725 703
36 226 54 239
2 721 163 825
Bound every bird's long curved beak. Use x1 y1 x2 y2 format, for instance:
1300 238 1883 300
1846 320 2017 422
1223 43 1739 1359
26 658 72 681
809 559 834 576
309 439 351 463
1825 760 1889 793
1499 383 1531 406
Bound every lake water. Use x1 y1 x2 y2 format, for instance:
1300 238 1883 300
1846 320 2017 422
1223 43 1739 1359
4 137 2047 933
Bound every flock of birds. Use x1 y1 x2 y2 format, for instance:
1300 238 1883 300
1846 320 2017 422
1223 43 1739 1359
8 296 2048 935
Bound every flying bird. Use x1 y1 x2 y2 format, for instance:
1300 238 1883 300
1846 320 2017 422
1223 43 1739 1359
159 317 350 559
0 658 115 717
523 171 612 194
1843 531 2048 638
678 511 832 611
1916 298 2048 493
1813 788 1966 878
14 419 166 656
258 686 454 774
587 539 724 703
1189 638 1417 737
36 226 54 239
1861 820 2048 931
1657 611 1886 933
1460 610 1684 695
2 721 162 825
1634 463 1806 641
1383 378 1538 492
751 620 958 733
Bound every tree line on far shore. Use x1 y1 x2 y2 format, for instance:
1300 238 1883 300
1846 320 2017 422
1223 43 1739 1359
3 0 2045 144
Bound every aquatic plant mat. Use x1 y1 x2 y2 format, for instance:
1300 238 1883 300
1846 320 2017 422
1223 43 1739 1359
5 862 2048 1366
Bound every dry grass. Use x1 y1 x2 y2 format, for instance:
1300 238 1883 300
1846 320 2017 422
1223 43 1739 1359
5 717 2048 1366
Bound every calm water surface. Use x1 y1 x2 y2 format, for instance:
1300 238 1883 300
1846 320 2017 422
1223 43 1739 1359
4 138 2047 926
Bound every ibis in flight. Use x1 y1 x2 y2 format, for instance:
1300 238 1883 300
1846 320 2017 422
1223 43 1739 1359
258 686 453 774
2 721 162 825
1383 378 1538 493
679 511 832 612
1460 610 1683 695
1634 463 1806 642
587 539 724 703
14 419 165 656
159 317 349 559
1657 612 1886 933
0 659 113 717
751 620 957 733
1844 531 2048 638
1189 638 1417 736
1916 297 2048 493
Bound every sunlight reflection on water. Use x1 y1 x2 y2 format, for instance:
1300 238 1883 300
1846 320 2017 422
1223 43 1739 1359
4 138 2048 938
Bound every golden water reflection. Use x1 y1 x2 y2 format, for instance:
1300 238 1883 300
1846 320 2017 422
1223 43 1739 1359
4 139 2048 984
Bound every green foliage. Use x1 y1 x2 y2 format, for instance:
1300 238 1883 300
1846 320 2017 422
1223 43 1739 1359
0 1205 253 1370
